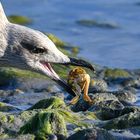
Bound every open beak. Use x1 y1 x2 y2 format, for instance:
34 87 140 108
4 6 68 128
66 57 95 72
39 57 95 97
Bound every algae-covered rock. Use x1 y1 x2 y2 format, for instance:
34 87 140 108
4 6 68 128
76 19 118 29
103 112 140 130
104 68 131 79
0 67 48 88
19 110 67 140
29 97 65 110
67 128 116 140
0 102 20 112
0 112 15 124
8 15 32 25
47 33 79 56
47 33 66 48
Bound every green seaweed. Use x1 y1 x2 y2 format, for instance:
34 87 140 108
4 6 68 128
8 15 32 25
47 33 66 48
77 19 118 29
29 97 65 110
104 68 131 79
19 110 67 140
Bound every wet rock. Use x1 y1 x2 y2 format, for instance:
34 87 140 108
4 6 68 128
103 111 140 130
2 91 62 110
8 15 32 25
89 99 124 112
104 68 131 86
121 77 140 89
110 128 140 140
0 67 47 89
19 110 67 140
8 134 35 140
0 89 23 99
112 90 137 103
93 106 140 120
76 19 119 29
0 102 20 112
29 97 66 110
67 128 116 140
104 68 131 79
71 93 119 112
90 79 108 92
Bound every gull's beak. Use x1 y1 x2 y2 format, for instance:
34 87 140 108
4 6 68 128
66 57 95 72
54 79 76 96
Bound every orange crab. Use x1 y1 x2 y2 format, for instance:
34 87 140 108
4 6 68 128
67 67 92 104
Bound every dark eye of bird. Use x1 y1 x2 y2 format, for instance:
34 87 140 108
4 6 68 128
21 42 46 54
32 48 45 54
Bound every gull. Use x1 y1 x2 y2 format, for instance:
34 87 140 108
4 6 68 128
0 2 95 96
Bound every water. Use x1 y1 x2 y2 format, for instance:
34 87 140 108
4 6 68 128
1 0 140 69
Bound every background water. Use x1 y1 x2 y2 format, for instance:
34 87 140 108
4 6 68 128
1 0 140 69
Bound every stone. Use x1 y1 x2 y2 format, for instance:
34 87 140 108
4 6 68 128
67 128 116 140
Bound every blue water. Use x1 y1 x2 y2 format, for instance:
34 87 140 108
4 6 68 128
1 0 140 69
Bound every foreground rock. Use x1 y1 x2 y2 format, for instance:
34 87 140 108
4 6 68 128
103 111 140 130
0 97 96 139
94 106 140 120
29 96 65 110
0 102 20 112
71 92 121 112
20 110 67 140
67 128 116 140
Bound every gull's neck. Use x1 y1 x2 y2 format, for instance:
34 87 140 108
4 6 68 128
0 2 8 26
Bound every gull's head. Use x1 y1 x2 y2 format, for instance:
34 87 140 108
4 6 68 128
0 2 95 96
18 31 95 81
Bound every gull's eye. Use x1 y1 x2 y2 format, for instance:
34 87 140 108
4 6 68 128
21 42 46 54
32 48 45 54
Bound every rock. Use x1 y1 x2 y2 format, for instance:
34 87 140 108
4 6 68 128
67 128 116 140
8 15 32 25
90 79 108 92
93 106 140 120
9 134 35 140
0 89 23 99
76 19 119 29
112 90 137 103
0 102 20 112
19 110 67 140
29 97 66 110
103 111 140 130
110 128 140 140
121 77 140 89
71 47 79 55
47 33 66 48
91 93 119 102
71 93 119 112
89 99 124 113
0 67 47 89
104 68 131 86
104 68 131 79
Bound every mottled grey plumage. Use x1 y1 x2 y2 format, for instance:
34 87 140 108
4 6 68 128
0 2 95 96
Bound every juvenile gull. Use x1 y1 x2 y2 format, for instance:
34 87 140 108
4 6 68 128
0 3 95 96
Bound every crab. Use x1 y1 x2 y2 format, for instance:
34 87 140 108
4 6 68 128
67 67 92 104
